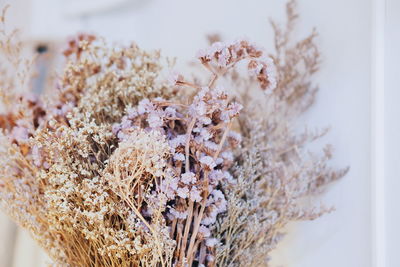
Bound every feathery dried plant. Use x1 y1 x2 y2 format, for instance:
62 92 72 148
0 1 347 266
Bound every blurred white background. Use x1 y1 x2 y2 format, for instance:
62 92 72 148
0 0 396 266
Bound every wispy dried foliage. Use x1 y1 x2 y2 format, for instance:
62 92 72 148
0 1 346 267
215 2 348 266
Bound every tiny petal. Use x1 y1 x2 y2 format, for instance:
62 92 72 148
199 155 216 169
205 238 219 247
181 172 196 184
176 186 189 199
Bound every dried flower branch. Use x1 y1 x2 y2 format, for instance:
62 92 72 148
270 0 321 112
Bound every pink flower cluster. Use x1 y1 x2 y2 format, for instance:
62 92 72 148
196 39 277 91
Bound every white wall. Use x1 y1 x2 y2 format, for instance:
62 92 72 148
385 0 400 266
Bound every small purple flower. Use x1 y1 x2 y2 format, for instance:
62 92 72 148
205 238 219 247
199 155 216 169
190 186 203 202
176 186 189 199
181 172 196 185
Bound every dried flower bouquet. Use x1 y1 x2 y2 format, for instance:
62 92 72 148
0 1 347 266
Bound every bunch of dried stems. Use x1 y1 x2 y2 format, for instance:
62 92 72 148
0 1 347 266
